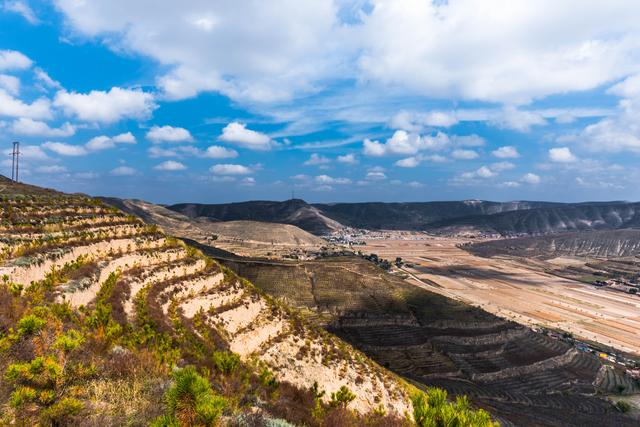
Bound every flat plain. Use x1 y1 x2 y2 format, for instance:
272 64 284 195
363 233 640 355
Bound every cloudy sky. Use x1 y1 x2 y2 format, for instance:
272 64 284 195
1 0 640 203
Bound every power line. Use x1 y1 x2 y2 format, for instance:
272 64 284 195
10 141 20 182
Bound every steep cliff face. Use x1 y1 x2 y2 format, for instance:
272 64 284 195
467 229 640 258
425 202 640 237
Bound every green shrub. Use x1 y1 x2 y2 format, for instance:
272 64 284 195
412 388 498 427
53 329 84 353
616 400 631 413
16 314 46 336
330 385 356 408
212 351 241 375
9 386 37 407
156 366 227 426
40 397 83 424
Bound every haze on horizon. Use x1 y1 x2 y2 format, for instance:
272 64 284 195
2 1 640 204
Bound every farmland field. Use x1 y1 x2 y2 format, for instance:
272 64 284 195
363 234 640 355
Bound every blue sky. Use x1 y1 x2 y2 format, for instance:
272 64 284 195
1 1 640 203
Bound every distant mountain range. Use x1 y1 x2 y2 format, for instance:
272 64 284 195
166 199 640 237
467 229 640 259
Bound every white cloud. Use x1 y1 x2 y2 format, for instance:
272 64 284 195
36 165 67 174
54 87 156 123
2 144 49 161
451 149 478 160
315 175 351 185
491 161 515 172
34 68 62 90
461 166 496 180
395 156 420 168
501 181 521 188
490 107 547 132
54 0 342 103
54 1 640 106
390 110 458 131
10 118 75 137
492 146 520 158
210 163 252 175
451 134 485 147
110 166 137 176
549 147 577 163
3 1 38 24
218 122 272 150
337 153 357 164
303 153 330 166
408 181 423 188
363 130 449 157
0 49 31 71
521 172 541 184
240 177 256 186
365 171 387 180
154 160 186 171
0 89 51 119
358 1 640 104
146 125 193 143
85 132 136 151
0 74 20 95
42 141 87 156
203 145 238 158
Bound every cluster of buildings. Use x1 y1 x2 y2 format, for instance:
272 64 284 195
593 278 640 295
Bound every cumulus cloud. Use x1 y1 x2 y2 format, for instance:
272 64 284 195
0 89 51 119
0 49 31 71
54 0 342 103
492 146 520 158
549 147 577 163
110 166 137 176
490 107 547 132
390 110 458 131
10 118 75 137
521 172 541 184
210 163 252 175
315 175 351 185
203 145 238 159
0 74 20 95
2 144 49 161
451 149 478 160
218 122 272 150
240 177 256 186
395 156 420 168
86 132 136 151
146 125 193 143
54 87 156 123
54 1 640 106
154 160 187 171
363 130 449 157
42 141 87 156
337 153 357 164
303 153 330 166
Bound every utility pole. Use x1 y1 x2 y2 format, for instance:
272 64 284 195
11 141 20 182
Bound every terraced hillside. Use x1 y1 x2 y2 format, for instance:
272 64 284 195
213 255 639 427
0 188 427 425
